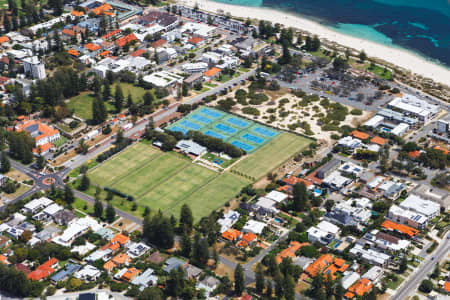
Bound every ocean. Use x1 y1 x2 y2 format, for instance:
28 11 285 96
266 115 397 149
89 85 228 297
213 0 450 67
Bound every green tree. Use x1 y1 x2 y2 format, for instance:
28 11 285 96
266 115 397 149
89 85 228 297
419 279 433 293
335 279 344 300
94 199 103 218
105 203 116 223
0 152 10 173
359 50 367 62
179 204 193 234
283 275 295 300
79 174 90 191
64 185 75 205
138 287 164 300
36 155 46 169
192 233 209 266
293 182 308 211
114 84 124 113
181 233 192 258
234 264 245 295
255 263 265 294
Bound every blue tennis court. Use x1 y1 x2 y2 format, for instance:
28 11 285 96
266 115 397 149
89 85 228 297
242 133 265 144
170 126 187 134
204 130 225 139
215 123 237 134
254 127 277 137
212 158 223 165
226 117 249 128
232 140 254 152
200 107 222 118
191 114 212 124
180 120 202 131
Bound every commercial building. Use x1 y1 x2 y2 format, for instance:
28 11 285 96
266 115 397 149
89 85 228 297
363 115 384 128
142 71 183 88
391 123 409 136
15 120 60 148
317 158 341 179
437 120 449 133
387 204 428 229
23 56 46 80
399 194 440 219
182 62 209 74
388 94 440 122
175 140 207 156
378 108 418 125
362 266 384 283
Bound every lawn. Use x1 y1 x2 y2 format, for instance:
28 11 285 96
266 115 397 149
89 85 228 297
86 142 248 220
232 132 311 179
204 82 218 88
53 136 68 148
1 184 31 200
73 198 94 216
385 274 404 290
366 64 393 80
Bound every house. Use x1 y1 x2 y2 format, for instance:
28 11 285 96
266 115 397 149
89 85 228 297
15 263 31 274
387 205 428 229
34 225 61 242
264 191 288 203
121 267 140 282
381 220 419 238
242 220 266 235
127 242 151 258
325 200 372 227
222 229 241 241
276 241 308 264
0 235 11 248
399 195 440 219
15 120 60 151
53 217 100 247
175 140 207 156
187 36 204 46
116 33 138 47
362 266 384 283
151 39 167 49
255 197 280 215
349 244 390 266
85 249 112 263
147 251 166 265
370 136 387 146
112 253 130 267
282 176 313 189
217 210 240 233
0 254 10 265
307 220 340 244
182 62 209 74
7 227 24 240
28 258 58 281
317 158 341 179
74 265 101 281
342 272 360 290
61 28 81 43
304 254 334 278
184 73 204 88
184 264 202 279
163 257 186 273
131 268 158 291
322 171 352 191
22 197 53 214
204 67 221 80
53 210 77 226
96 228 115 241
196 276 220 297
345 278 373 298
51 263 81 283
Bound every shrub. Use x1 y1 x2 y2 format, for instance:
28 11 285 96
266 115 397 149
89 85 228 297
242 107 260 116
350 109 363 115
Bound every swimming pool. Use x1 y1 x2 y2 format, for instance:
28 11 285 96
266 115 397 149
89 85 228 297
274 217 282 223
180 120 202 131
215 123 237 134
169 126 187 134
226 117 249 128
242 133 265 144
381 127 391 133
199 107 222 118
232 140 253 152
204 130 225 140
254 127 277 137
314 189 322 195
191 114 212 124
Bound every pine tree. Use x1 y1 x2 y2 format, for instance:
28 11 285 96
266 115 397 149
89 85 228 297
284 275 295 300
126 93 133 107
255 263 265 294
22 146 33 164
192 233 209 266
265 279 272 297
234 264 245 295
102 81 111 101
143 91 155 106
293 182 308 211
79 174 90 191
114 84 124 113
64 185 75 205
94 199 103 218
334 280 344 300
181 233 191 258
3 13 11 33
0 152 10 173
105 203 116 223
179 204 193 234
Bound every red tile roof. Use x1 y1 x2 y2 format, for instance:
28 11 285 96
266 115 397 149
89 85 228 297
204 67 221 77
130 49 146 57
188 37 203 44
62 29 76 37
151 39 167 48
103 29 121 40
116 33 137 47
85 43 101 51
283 176 313 187
28 258 58 281
381 220 419 237
408 150 421 159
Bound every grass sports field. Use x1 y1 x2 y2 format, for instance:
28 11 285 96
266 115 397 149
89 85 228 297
88 142 249 220
231 132 311 179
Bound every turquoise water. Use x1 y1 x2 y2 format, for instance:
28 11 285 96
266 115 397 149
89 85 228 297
213 0 450 67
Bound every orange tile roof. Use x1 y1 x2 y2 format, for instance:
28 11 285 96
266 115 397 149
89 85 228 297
344 292 355 299
33 142 53 154
282 176 313 187
408 150 421 159
276 241 309 264
108 243 120 251
433 146 449 155
348 278 373 297
222 229 241 241
122 267 140 281
67 49 80 56
382 220 419 237
112 253 129 265
333 258 346 267
15 120 59 143
0 36 10 44
351 130 370 140
370 136 387 146
130 49 146 57
338 264 349 273
103 260 116 271
100 50 111 57
305 254 333 278
188 37 203 44
204 67 221 77
323 264 338 280
242 233 257 243
444 281 450 293
91 3 112 15
85 43 101 51
103 29 121 40
71 10 84 17
236 240 249 248
112 233 130 246
0 254 9 264
103 11 115 16
28 258 58 281
62 29 76 36
151 38 167 48
277 185 292 193
116 33 137 47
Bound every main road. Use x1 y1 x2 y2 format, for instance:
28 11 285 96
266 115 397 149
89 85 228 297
391 231 450 300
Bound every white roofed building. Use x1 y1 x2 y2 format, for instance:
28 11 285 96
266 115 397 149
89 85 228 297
242 220 266 235
388 94 440 122
142 71 183 88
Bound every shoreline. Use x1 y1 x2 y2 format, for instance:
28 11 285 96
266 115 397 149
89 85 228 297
178 0 450 86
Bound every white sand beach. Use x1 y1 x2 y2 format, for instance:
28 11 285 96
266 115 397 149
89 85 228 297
179 0 450 86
